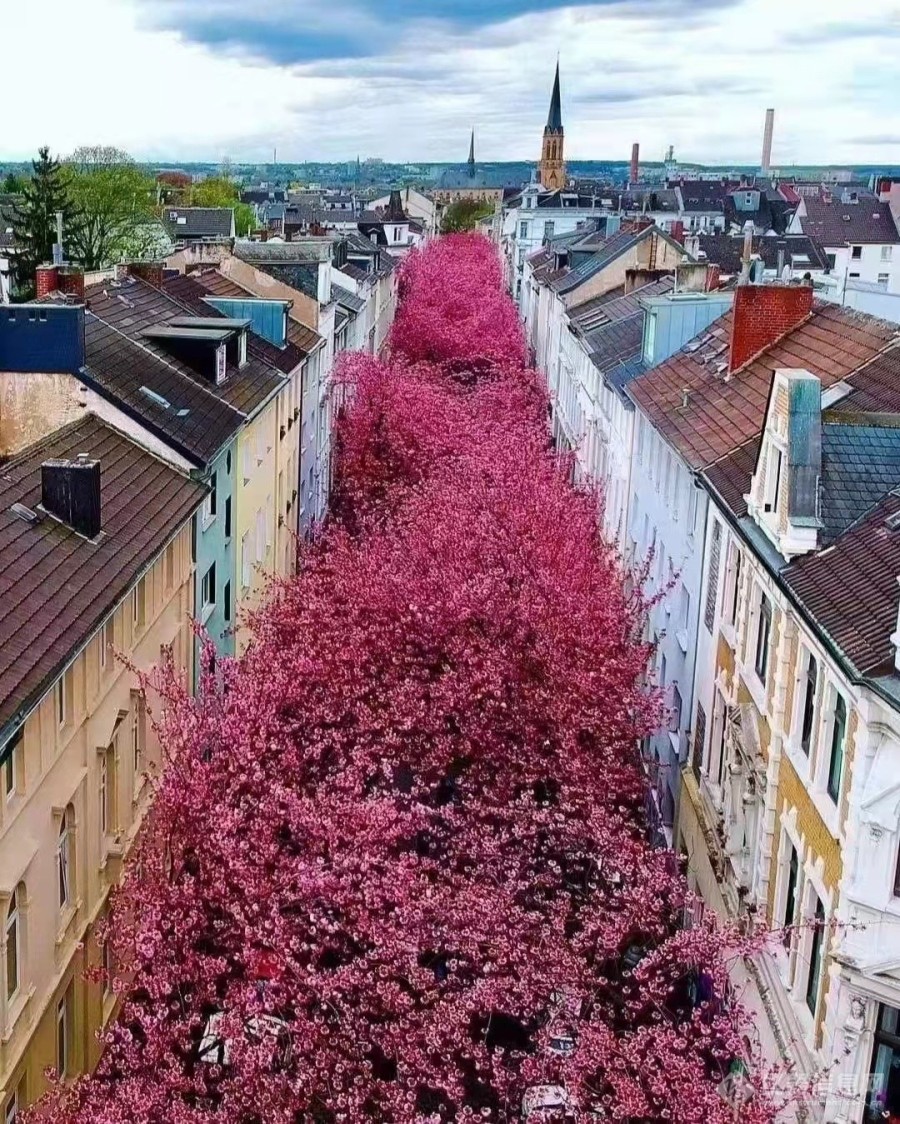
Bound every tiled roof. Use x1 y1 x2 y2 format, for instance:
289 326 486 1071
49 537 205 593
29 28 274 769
331 285 365 314
162 207 234 240
829 348 900 414
819 421 900 542
677 179 735 212
235 242 329 264
695 233 829 274
82 314 244 466
187 269 325 356
586 313 644 371
0 415 205 733
552 229 643 295
84 277 285 418
339 262 369 283
705 438 759 518
570 276 674 334
161 273 309 373
783 493 900 676
629 302 898 470
605 355 647 395
799 197 900 247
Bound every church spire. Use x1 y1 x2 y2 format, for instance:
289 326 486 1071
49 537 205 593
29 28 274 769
547 60 562 133
467 128 475 177
539 61 566 190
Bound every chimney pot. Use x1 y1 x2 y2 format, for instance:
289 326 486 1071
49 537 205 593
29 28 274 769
41 457 102 538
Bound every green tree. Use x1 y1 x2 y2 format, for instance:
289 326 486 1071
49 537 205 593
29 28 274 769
440 197 494 234
10 146 75 297
2 171 28 194
190 176 254 236
63 146 159 270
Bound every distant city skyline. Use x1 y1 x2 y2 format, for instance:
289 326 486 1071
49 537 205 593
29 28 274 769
5 0 900 167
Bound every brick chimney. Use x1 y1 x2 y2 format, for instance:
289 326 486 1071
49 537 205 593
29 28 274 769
669 220 685 246
41 454 101 537
58 266 85 301
705 263 721 292
630 142 640 185
116 261 165 287
729 284 813 374
35 264 60 298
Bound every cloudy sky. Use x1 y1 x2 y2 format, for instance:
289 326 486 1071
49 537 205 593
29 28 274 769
5 0 900 166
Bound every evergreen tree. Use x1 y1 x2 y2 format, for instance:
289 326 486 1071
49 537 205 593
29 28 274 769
11 146 73 298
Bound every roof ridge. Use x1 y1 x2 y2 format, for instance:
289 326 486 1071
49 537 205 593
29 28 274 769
0 413 100 471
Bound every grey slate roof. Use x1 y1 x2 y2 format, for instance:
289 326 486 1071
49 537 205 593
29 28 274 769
585 313 645 371
331 285 365 314
695 233 829 274
162 207 234 240
570 276 674 333
820 420 900 543
235 241 329 264
552 229 643 295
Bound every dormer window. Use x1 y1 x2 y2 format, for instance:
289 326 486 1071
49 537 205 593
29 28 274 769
746 368 822 560
238 330 248 368
215 345 227 385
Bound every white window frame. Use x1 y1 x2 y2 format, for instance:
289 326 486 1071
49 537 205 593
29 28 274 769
201 563 216 612
241 532 251 589
201 473 217 529
881 245 893 262
56 991 69 1078
57 810 72 911
131 704 142 785
256 509 266 563
5 887 20 1004
103 618 114 671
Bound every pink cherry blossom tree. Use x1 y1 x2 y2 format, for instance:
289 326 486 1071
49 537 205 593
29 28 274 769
36 235 795 1124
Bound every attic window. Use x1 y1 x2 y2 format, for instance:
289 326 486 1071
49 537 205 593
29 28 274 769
177 217 187 226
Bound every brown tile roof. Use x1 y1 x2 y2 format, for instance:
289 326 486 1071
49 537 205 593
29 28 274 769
84 277 285 417
799 196 900 247
190 270 325 356
705 437 760 517
0 415 205 734
783 492 900 677
83 314 245 467
161 273 310 373
629 302 898 470
832 348 900 414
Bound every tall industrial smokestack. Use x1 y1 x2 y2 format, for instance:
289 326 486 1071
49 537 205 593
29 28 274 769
761 108 775 175
630 142 640 186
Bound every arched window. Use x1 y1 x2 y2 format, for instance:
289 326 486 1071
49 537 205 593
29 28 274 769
57 808 73 910
5 887 19 1001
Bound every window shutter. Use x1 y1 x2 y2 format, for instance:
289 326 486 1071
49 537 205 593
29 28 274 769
704 522 722 633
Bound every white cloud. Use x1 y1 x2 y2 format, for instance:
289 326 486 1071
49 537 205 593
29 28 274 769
3 0 899 166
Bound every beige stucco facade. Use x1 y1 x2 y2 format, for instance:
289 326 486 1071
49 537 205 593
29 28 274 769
0 524 195 1118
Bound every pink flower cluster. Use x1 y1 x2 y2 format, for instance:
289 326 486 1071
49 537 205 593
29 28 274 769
38 236 787 1123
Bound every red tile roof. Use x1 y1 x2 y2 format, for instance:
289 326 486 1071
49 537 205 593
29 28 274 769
629 302 898 470
0 415 205 733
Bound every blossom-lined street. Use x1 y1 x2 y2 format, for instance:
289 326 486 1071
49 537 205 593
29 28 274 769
42 237 780 1123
